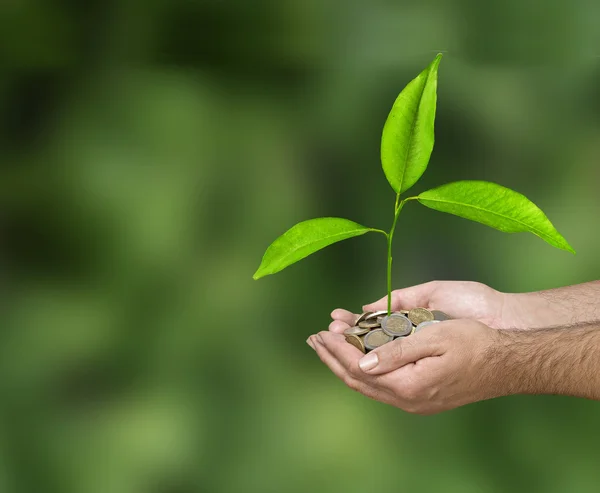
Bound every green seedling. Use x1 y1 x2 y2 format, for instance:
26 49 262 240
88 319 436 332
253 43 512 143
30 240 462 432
253 54 574 315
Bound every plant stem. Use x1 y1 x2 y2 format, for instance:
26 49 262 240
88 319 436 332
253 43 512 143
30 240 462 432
387 196 406 315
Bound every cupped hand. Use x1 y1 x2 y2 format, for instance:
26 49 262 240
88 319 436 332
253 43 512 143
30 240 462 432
329 281 518 333
309 319 505 415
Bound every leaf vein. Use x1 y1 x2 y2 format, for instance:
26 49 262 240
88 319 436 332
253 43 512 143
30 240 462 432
419 197 555 242
274 228 370 267
398 80 427 193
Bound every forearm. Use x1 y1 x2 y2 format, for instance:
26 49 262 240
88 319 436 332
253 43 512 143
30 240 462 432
502 281 600 329
490 323 600 400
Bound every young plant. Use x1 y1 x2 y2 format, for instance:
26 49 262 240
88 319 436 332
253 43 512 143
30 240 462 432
253 54 574 315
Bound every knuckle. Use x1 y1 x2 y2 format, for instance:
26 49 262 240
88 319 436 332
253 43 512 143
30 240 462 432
385 340 405 362
426 325 446 343
399 380 422 402
410 406 433 416
401 404 421 415
342 374 359 391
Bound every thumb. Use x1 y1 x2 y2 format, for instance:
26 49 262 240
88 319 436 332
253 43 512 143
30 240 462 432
357 329 442 375
362 281 438 312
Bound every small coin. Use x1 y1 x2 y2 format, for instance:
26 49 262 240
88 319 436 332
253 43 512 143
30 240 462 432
359 319 381 329
414 320 441 332
345 334 366 353
381 314 413 337
365 310 388 320
355 312 372 325
377 316 385 323
364 329 393 350
408 308 434 326
400 310 410 316
344 325 370 336
431 310 451 321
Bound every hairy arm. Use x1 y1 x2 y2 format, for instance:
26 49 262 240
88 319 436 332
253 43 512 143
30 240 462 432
503 281 600 329
312 317 600 414
492 323 600 400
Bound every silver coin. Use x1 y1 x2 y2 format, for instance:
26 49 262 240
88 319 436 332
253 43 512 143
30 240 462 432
414 320 441 332
365 310 388 320
355 312 372 325
364 329 393 350
381 314 413 337
344 325 370 336
431 310 451 321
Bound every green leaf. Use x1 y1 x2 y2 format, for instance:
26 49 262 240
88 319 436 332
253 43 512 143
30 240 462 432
253 218 378 279
381 53 442 194
417 181 575 253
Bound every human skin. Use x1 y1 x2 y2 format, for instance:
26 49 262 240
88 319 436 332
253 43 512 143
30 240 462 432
306 280 600 415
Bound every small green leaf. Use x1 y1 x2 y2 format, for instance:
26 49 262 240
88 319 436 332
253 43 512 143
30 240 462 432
253 218 379 279
417 181 575 253
381 53 442 194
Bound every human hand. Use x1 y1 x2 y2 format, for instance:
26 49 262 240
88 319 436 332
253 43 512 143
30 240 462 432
309 319 506 415
329 281 517 332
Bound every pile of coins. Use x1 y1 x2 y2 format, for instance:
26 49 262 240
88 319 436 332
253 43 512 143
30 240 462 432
344 308 451 353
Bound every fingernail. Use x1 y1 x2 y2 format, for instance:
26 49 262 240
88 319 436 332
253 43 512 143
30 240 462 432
306 337 315 350
359 353 378 372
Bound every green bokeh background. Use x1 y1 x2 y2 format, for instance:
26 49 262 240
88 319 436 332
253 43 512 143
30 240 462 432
1 1 600 492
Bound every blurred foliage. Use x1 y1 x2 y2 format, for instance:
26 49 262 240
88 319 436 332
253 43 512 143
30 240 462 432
1 1 599 492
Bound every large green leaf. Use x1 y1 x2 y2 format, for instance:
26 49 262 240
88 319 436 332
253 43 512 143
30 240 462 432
381 54 442 194
417 181 575 253
253 218 377 279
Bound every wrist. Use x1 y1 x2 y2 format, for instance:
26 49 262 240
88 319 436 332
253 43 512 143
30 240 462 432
483 329 550 397
500 291 564 330
502 282 600 330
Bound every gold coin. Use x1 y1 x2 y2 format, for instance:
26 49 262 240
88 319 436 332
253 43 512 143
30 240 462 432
408 308 434 326
358 319 381 329
381 314 413 337
345 334 365 353
364 329 393 350
344 325 369 336
355 312 372 325
431 310 451 321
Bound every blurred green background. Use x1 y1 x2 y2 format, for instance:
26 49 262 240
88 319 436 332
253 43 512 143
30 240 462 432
1 0 600 492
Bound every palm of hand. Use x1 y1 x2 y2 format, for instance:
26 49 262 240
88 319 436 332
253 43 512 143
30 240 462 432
424 281 507 328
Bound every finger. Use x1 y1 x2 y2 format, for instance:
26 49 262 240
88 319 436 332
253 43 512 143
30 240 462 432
362 281 438 312
311 336 367 391
356 326 445 375
328 320 351 334
311 336 390 402
330 308 359 326
317 331 364 376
